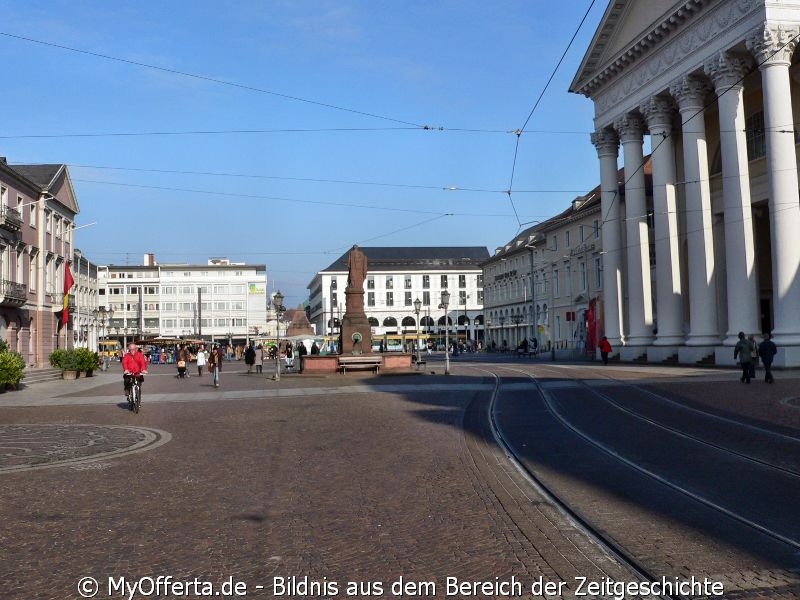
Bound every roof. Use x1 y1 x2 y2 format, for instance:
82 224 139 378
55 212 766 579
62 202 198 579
320 246 490 273
4 162 80 213
10 164 64 188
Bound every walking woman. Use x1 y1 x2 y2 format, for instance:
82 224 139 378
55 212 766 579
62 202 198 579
255 344 263 374
209 344 222 388
196 345 207 377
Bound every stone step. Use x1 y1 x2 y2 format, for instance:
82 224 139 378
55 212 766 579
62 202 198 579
662 353 679 364
22 368 63 385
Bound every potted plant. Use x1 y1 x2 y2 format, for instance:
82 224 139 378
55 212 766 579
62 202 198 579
49 348 67 369
0 351 25 391
60 349 81 380
73 347 99 377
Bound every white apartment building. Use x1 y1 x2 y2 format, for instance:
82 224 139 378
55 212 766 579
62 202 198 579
72 249 100 350
307 247 489 346
98 256 268 345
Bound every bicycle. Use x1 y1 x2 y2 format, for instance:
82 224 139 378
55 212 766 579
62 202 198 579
124 373 144 413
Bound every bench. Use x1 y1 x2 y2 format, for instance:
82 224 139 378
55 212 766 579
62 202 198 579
338 355 382 374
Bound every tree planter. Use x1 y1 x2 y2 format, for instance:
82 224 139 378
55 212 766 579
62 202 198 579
62 370 79 380
85 369 94 378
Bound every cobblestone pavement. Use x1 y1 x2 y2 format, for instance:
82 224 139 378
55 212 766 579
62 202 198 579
1 363 645 600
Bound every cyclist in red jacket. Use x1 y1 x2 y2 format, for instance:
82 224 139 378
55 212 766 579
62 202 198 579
122 342 148 407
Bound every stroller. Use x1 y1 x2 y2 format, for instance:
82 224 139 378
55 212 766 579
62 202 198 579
177 359 187 378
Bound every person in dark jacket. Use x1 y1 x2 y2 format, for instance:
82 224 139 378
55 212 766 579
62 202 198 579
758 333 777 384
734 331 754 384
244 343 256 373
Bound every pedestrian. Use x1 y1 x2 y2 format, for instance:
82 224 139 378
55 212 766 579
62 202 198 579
599 336 612 365
244 343 256 374
177 345 189 378
531 337 538 356
758 333 777 384
748 334 759 379
733 331 753 384
297 341 307 372
310 341 320 355
196 344 207 377
255 344 263 374
285 342 294 372
209 344 222 388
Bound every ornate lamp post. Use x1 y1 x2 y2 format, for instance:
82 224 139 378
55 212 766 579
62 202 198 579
499 316 506 351
413 297 422 355
511 313 524 348
272 291 286 381
440 290 450 375
485 317 492 350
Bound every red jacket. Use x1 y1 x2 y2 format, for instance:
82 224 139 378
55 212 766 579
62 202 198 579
122 351 147 375
599 339 612 353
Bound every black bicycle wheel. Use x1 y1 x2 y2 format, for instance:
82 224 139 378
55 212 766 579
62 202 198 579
133 384 140 413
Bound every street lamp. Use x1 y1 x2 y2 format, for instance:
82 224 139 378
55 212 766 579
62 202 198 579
499 316 506 351
485 317 492 351
413 297 422 356
440 290 450 375
272 291 286 381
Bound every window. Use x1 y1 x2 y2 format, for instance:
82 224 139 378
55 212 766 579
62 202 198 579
422 275 430 289
214 285 228 294
127 286 139 295
422 291 430 306
565 230 571 248
440 275 448 288
45 211 52 233
367 276 375 290
163 319 176 328
565 265 572 297
143 286 158 295
553 269 559 297
386 292 394 307
579 226 585 243
551 234 558 251
331 293 338 308
386 276 393 289
29 205 36 228
215 301 227 310
28 251 37 291
579 262 587 292
594 257 602 289
594 220 600 239
404 292 412 306
404 275 412 289
746 111 766 161
459 291 466 305
459 274 466 288
231 301 244 310
180 286 193 294
111 287 122 295
330 278 337 290
477 274 483 288
162 286 175 295
477 290 484 304
555 315 561 340
180 302 194 311
198 285 210 294
231 285 245 294
368 292 375 307
163 302 176 311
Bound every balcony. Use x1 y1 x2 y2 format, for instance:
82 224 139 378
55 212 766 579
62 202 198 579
0 205 23 232
0 279 27 307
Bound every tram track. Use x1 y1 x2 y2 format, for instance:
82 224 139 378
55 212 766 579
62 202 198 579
462 361 800 598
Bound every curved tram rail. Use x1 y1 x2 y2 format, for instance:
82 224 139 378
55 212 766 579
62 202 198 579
464 361 800 599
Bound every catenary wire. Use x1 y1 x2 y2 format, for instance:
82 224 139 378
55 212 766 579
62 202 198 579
0 30 430 129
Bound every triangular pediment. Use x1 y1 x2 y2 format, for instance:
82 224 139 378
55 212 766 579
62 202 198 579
570 0 719 96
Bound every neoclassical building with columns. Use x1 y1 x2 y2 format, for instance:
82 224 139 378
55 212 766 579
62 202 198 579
570 0 800 367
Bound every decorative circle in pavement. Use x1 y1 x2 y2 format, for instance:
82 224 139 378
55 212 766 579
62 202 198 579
781 397 800 409
0 424 171 474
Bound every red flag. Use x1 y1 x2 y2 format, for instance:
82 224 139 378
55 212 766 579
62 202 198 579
62 262 74 326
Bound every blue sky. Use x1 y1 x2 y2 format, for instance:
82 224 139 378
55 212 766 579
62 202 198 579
0 0 608 306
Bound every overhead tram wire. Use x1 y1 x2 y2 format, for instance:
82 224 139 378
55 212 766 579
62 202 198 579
598 28 800 233
505 0 598 228
51 163 590 195
0 31 431 129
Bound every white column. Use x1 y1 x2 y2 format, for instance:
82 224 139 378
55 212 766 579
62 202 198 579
670 75 719 346
705 52 760 344
640 96 683 346
747 25 800 346
614 114 654 346
590 127 624 347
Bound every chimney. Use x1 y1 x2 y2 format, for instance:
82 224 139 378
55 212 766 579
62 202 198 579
143 253 157 267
